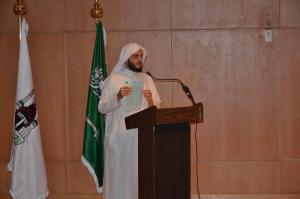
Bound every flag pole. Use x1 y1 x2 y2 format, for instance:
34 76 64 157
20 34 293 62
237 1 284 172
80 0 106 193
13 0 27 40
10 1 49 198
91 0 103 23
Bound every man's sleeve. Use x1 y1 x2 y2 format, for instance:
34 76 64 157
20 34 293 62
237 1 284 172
149 77 161 108
98 76 121 114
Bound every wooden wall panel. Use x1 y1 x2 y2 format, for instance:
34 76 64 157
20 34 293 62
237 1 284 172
64 0 95 31
172 0 279 29
0 1 18 32
0 132 12 162
0 33 18 163
18 0 64 32
280 99 300 159
0 163 11 194
66 162 98 194
192 161 280 193
240 0 279 28
46 162 67 194
281 162 300 193
280 30 300 159
0 194 11 199
102 0 171 31
66 33 95 161
220 30 280 159
29 33 67 161
229 30 281 100
191 99 279 161
173 30 280 160
0 33 18 135
172 30 233 105
280 0 300 27
172 0 241 29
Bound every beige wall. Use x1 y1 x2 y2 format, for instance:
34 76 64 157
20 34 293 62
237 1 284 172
1 0 300 198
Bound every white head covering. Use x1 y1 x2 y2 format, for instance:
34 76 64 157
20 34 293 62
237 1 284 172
110 43 148 75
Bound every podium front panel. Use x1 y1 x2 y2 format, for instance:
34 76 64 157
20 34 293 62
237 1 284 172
138 122 191 199
138 125 155 199
154 123 191 199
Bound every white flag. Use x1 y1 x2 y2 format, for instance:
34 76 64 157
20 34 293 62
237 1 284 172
7 18 49 199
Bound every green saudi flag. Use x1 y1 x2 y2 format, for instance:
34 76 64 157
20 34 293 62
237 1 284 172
81 21 107 193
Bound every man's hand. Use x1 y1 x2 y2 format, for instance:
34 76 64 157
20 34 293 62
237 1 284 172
117 86 132 101
143 89 153 107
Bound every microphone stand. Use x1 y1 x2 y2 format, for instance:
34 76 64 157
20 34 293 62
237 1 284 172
146 72 196 105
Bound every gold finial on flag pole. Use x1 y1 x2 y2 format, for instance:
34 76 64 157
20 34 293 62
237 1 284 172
91 0 103 22
13 0 27 40
13 0 27 16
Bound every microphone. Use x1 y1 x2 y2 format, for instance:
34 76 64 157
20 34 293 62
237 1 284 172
146 71 196 105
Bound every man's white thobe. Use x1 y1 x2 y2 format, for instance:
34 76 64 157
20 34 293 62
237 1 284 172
99 68 161 199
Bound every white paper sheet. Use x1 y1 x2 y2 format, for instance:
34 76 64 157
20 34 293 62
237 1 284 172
124 79 144 113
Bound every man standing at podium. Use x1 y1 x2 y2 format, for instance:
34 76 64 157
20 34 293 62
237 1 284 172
98 43 161 199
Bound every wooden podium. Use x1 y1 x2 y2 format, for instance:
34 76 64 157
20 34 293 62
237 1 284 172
125 103 203 199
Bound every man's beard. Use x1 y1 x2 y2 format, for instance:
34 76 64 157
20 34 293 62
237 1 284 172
127 59 143 72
